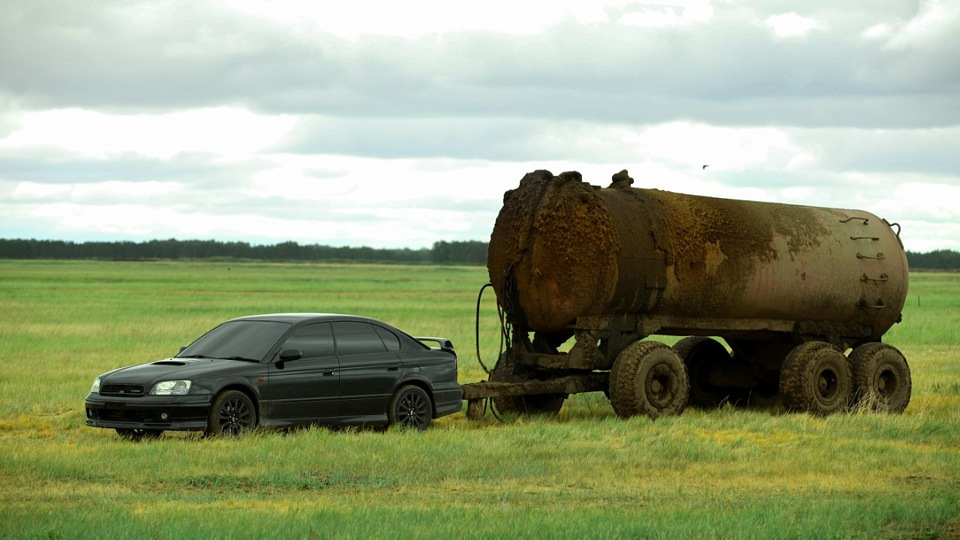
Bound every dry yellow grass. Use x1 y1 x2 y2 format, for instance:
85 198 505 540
0 261 957 538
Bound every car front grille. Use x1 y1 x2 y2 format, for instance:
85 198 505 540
100 384 147 397
89 408 154 422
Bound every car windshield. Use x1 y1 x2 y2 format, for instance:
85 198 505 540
177 320 292 362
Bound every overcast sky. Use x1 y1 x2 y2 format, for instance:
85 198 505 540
1 0 958 252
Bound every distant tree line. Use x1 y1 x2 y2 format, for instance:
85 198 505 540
906 249 960 271
1 238 957 269
0 238 489 265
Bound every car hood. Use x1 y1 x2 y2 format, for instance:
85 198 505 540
101 357 260 385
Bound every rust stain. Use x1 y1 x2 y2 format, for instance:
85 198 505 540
488 169 907 343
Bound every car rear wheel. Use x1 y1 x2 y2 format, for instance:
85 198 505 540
206 390 257 436
115 428 163 441
388 385 433 430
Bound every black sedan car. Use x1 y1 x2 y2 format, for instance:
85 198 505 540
85 313 461 438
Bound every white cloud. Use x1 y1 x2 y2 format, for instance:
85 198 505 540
889 182 960 222
10 182 71 199
766 12 820 38
861 24 890 40
10 197 493 248
12 180 180 202
617 0 714 28
886 0 959 50
0 108 296 159
0 0 957 252
243 154 524 206
211 0 612 39
623 122 810 171
898 220 960 253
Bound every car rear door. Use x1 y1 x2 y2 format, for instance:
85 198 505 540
333 321 402 417
265 322 339 422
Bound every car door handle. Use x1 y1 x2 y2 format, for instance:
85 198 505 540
387 365 399 371
322 370 336 376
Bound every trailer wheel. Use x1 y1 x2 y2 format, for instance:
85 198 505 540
674 336 735 408
780 342 851 415
849 343 911 413
610 341 689 419
489 355 566 416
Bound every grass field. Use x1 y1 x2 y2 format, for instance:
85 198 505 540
1 260 958 539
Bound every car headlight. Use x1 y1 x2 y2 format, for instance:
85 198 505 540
90 377 101 395
150 380 192 395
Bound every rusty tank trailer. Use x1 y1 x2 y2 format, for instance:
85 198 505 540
462 169 911 419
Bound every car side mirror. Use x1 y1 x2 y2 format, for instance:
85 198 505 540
276 348 302 370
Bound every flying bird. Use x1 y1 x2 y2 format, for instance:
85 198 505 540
702 164 709 169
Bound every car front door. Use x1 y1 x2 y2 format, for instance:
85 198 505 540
265 322 339 422
334 321 402 417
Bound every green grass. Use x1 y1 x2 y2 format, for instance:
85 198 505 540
1 260 958 539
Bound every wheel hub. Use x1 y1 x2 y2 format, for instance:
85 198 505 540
646 365 676 408
876 368 897 398
817 370 838 399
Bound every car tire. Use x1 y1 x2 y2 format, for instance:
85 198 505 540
388 385 433 430
115 428 163 441
206 390 257 436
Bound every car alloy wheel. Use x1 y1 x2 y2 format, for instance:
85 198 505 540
389 385 432 430
208 390 256 436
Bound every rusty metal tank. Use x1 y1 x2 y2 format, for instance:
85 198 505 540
487 170 908 345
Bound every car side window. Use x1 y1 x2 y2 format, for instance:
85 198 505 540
333 322 387 356
374 326 401 352
284 322 335 359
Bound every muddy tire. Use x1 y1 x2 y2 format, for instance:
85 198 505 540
849 343 911 413
206 390 257 436
388 385 433 430
674 336 734 408
780 342 851 415
489 354 566 416
610 341 689 419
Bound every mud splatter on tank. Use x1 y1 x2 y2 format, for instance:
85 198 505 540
488 170 907 343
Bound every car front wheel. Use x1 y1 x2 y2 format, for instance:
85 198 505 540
388 385 433 430
206 390 257 436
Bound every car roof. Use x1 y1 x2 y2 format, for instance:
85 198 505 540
227 313 386 325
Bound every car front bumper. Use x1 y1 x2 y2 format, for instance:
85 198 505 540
85 394 212 432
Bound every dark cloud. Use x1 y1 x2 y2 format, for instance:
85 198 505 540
2 0 957 129
1 1 957 250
